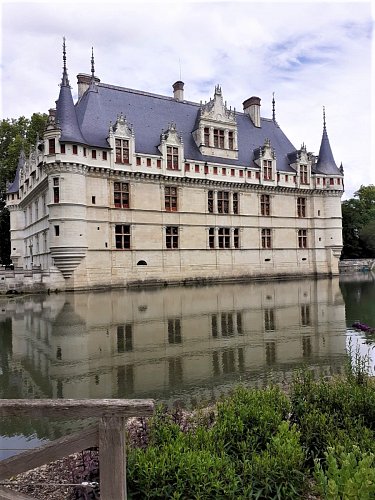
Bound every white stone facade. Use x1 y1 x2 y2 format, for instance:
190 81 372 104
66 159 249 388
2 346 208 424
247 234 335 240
6 56 344 292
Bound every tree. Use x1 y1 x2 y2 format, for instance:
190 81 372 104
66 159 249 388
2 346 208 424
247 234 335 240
341 185 375 259
0 113 48 264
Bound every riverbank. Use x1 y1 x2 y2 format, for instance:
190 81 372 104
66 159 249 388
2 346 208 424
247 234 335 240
3 363 375 499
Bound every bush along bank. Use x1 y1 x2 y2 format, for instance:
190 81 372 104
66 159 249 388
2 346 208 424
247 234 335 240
126 353 375 499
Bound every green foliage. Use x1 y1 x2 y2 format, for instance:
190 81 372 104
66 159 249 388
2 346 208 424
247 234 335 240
127 386 306 499
212 384 290 456
291 365 375 466
314 446 375 499
342 184 375 259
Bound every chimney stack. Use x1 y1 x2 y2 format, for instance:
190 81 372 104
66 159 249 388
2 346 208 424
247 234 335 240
173 81 184 101
243 96 261 127
77 73 101 99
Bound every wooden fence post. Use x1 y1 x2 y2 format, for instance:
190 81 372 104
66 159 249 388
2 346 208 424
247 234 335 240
99 416 127 500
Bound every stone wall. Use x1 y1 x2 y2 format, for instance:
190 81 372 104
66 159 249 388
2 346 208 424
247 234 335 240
339 259 375 273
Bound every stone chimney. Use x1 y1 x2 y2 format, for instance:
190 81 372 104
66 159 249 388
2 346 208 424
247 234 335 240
243 96 261 127
173 81 184 101
77 73 101 99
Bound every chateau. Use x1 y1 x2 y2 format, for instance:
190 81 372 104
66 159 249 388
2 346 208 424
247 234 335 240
6 43 344 292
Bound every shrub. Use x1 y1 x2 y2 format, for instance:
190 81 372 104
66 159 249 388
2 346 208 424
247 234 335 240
211 385 290 457
127 436 239 499
314 445 375 500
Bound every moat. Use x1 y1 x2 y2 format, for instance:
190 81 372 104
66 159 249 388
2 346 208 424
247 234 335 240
1 272 374 457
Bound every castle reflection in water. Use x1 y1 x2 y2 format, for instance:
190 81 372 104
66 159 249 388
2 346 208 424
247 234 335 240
1 277 347 407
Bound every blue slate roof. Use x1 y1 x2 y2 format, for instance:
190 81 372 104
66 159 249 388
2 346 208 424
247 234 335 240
7 150 24 193
56 68 86 144
315 126 341 175
74 83 299 172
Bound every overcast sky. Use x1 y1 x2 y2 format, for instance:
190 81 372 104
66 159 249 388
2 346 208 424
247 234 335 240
1 0 374 198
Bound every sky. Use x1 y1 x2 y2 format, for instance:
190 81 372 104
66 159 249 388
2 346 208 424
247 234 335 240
1 0 374 199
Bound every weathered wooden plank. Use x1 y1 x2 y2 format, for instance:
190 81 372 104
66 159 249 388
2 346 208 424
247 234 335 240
99 416 127 500
0 399 154 419
0 486 37 500
0 425 98 480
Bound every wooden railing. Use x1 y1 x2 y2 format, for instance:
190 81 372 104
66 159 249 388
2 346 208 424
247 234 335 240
0 399 155 500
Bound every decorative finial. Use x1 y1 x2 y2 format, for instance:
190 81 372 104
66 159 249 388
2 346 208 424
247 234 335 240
272 92 276 122
61 36 70 87
91 47 95 78
63 37 67 71
323 106 326 131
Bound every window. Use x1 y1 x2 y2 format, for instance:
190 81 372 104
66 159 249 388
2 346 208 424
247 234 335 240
263 160 272 180
115 139 129 164
209 227 239 249
147 158 151 167
54 225 60 236
114 182 129 208
195 164 199 173
260 194 270 216
204 164 209 174
285 175 288 182
330 178 334 185
136 157 141 166
72 144 78 154
165 186 177 211
218 227 230 248
231 169 235 177
233 193 238 214
115 225 131 249
204 127 210 146
300 165 308 184
103 151 107 160
261 228 272 248
208 191 214 213
35 200 39 220
209 227 215 248
298 229 307 248
213 167 218 175
185 163 190 171
167 146 179 170
92 196 96 204
222 168 226 176
53 177 60 203
83 147 87 157
92 150 97 159
48 139 55 154
213 129 224 148
166 226 179 248
297 197 306 218
234 228 239 248
217 191 229 213
60 144 66 154
228 131 234 149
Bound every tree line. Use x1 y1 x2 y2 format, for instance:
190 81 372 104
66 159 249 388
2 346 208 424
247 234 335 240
0 115 374 265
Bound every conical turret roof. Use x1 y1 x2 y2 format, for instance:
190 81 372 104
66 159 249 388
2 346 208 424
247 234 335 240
56 38 86 144
315 109 341 175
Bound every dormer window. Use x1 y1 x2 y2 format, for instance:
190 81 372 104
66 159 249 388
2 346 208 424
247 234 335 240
115 139 129 164
300 165 308 184
167 146 179 170
228 131 234 150
193 85 238 160
214 129 224 148
204 128 210 146
263 160 272 180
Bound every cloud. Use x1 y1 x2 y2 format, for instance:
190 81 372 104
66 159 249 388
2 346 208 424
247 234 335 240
1 0 373 198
